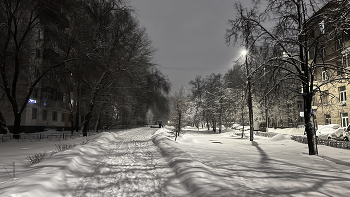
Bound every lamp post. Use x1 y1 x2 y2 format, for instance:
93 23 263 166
264 66 268 132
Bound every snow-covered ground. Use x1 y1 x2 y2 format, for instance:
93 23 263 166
161 127 350 196
1 126 350 196
268 127 305 135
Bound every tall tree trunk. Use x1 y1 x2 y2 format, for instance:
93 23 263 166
304 93 318 155
244 34 254 141
95 114 101 132
70 112 74 135
75 84 80 133
297 1 317 155
82 72 108 136
248 82 254 141
219 99 222 134
241 103 245 138
206 118 210 131
13 113 21 139
82 102 94 136
212 119 216 133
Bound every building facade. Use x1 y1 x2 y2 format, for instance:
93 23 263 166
0 3 84 133
310 2 350 129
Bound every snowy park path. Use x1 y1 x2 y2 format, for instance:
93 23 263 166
66 128 189 197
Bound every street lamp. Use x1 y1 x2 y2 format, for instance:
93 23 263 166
241 49 248 56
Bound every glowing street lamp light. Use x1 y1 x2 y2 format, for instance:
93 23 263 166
241 49 248 56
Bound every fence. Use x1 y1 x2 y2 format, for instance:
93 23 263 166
1 132 99 142
254 131 350 150
291 135 350 149
254 131 278 138
1 135 11 142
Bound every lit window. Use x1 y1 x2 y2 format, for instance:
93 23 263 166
322 68 328 81
342 113 349 127
319 20 325 34
339 86 347 102
38 29 44 40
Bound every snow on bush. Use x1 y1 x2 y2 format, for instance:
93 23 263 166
26 152 47 164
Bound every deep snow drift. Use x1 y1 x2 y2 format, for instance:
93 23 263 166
1 127 350 196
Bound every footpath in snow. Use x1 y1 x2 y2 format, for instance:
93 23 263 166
1 127 350 196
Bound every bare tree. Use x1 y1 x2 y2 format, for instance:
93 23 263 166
171 87 187 141
189 76 205 129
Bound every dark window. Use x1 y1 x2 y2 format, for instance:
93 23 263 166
335 35 343 51
308 47 315 60
52 89 57 100
298 116 304 123
41 87 62 101
41 88 47 98
32 108 37 119
61 113 65 122
57 92 63 102
52 111 57 121
32 89 38 98
319 45 326 58
325 114 331 125
43 110 47 121
343 30 350 42
297 101 303 110
47 88 51 100
36 49 41 58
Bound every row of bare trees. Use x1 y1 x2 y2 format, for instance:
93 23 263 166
0 0 170 138
186 68 249 134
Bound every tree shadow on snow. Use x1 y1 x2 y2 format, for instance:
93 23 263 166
154 133 350 197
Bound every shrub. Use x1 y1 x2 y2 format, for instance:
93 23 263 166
26 152 47 164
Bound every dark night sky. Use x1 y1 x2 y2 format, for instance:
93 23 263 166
129 0 250 94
